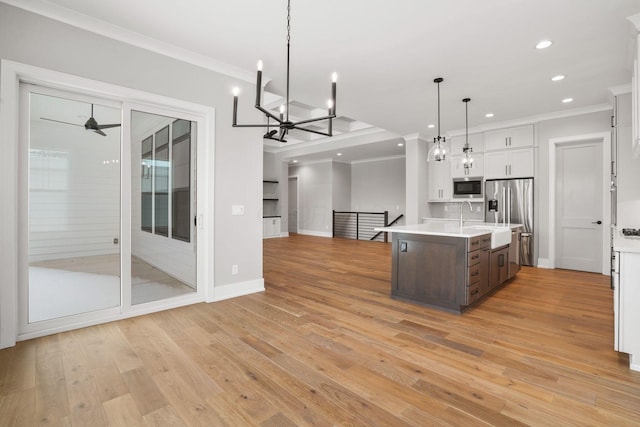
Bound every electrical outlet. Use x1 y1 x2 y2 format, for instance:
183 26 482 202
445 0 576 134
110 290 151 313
232 264 238 275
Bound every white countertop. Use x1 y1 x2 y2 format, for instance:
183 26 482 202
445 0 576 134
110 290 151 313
375 221 521 238
614 236 640 254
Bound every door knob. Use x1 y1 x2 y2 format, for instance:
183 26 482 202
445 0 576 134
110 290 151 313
592 220 602 225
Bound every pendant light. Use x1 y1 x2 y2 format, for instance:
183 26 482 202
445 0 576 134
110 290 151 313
461 97 473 173
231 0 337 143
427 78 448 162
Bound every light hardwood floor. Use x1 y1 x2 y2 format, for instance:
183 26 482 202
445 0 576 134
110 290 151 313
1 234 639 426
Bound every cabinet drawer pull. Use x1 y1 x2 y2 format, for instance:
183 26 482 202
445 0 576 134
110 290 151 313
471 241 479 246
471 254 479 260
471 271 479 277
470 288 479 296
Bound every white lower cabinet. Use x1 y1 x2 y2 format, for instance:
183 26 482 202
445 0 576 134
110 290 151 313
615 250 640 371
263 217 281 238
484 147 533 179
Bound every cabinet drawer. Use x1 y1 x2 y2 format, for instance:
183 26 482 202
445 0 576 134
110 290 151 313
479 234 492 249
468 236 482 251
468 250 481 267
468 263 481 285
467 284 480 305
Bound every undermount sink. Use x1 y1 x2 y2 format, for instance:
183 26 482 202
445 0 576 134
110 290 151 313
465 225 512 249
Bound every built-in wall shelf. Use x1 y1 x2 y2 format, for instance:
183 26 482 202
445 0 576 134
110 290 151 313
263 180 281 237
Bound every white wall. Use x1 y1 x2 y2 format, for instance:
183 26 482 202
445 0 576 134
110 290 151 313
0 4 263 296
28 118 120 261
614 93 640 229
351 157 405 224
405 135 431 223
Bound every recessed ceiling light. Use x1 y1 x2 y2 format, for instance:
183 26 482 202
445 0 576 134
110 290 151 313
292 159 298 163
485 113 494 118
428 124 435 129
536 40 552 49
397 143 404 147
562 97 573 103
337 153 342 156
551 74 565 82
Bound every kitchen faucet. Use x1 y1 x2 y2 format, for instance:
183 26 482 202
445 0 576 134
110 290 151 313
460 200 473 229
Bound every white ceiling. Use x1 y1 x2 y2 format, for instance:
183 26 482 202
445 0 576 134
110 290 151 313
10 0 640 163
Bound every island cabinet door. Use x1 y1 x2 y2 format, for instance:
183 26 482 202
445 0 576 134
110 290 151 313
392 233 467 311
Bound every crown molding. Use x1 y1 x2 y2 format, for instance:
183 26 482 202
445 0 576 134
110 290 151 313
350 154 405 165
1 0 256 83
610 83 632 96
446 102 612 136
628 13 640 31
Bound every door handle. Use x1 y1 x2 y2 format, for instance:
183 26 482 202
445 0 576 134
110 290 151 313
592 220 602 225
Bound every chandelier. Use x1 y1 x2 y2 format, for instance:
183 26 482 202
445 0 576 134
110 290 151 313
427 77 447 162
461 97 474 172
232 0 337 143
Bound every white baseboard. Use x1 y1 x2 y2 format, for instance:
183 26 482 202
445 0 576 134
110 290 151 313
537 258 554 269
211 278 264 302
630 354 640 372
298 229 332 238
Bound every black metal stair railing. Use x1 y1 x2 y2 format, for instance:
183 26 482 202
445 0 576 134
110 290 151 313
332 211 403 242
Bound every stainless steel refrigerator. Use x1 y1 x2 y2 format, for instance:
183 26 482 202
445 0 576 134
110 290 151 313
485 178 534 266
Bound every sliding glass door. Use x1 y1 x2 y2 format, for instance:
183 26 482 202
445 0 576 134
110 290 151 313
130 110 197 305
23 87 122 324
18 84 202 338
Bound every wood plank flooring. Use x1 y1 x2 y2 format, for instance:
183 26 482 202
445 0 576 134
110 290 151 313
2 233 640 426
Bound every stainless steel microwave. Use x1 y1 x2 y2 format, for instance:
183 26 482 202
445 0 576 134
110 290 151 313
452 177 483 198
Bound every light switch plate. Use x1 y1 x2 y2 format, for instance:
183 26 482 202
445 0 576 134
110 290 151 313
232 205 245 215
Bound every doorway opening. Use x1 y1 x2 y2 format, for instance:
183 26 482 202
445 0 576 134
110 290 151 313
288 176 298 234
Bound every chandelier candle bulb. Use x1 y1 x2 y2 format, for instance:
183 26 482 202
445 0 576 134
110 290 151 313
331 73 337 115
232 88 239 125
255 62 263 107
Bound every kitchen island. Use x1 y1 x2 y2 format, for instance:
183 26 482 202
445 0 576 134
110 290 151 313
375 221 522 313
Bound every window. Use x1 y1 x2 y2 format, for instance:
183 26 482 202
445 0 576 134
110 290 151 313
172 119 191 242
154 126 169 237
141 136 153 233
139 120 192 242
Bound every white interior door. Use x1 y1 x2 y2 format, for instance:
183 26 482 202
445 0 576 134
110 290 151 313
288 177 298 233
555 140 603 272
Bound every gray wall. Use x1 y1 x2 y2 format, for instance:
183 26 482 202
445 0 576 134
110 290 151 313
0 3 264 289
288 161 333 235
332 162 351 211
351 157 405 223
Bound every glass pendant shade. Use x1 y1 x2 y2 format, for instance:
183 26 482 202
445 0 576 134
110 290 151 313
427 78 448 163
461 97 472 172
428 137 447 162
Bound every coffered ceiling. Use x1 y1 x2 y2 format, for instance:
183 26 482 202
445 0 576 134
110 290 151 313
7 0 640 162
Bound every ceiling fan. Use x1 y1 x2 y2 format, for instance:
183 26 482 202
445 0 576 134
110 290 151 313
41 104 121 136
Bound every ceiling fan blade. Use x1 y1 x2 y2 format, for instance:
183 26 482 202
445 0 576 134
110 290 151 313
40 117 83 127
93 128 107 137
96 123 121 129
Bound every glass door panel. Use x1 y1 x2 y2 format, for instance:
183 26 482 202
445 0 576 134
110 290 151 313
27 92 121 323
131 111 197 305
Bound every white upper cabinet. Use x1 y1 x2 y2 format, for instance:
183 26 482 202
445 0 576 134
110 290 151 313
484 147 534 179
451 153 484 178
450 133 484 155
484 125 534 151
428 160 452 201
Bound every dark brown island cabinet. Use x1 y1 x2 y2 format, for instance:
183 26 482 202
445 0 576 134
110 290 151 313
390 232 515 313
